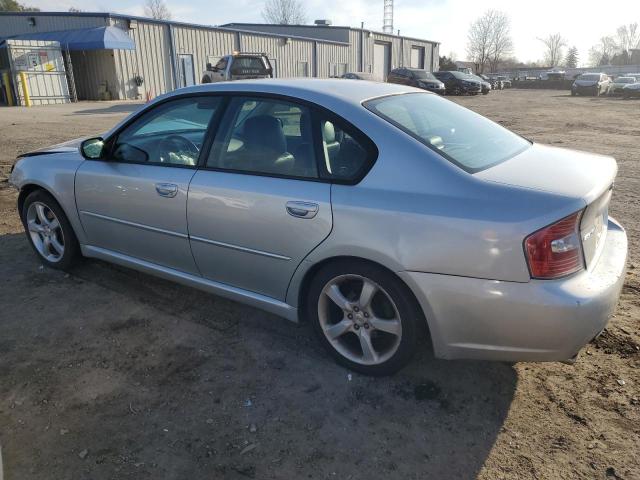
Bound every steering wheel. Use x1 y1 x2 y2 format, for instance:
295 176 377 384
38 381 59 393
158 135 199 165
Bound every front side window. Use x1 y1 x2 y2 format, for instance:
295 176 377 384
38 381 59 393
111 96 220 166
365 92 530 172
207 97 318 178
214 58 228 71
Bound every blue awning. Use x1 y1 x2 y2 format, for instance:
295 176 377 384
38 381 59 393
7 26 135 51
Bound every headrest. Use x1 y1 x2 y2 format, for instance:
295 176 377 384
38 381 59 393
244 115 287 154
322 121 336 143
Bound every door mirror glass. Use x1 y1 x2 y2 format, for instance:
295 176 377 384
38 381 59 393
81 137 105 159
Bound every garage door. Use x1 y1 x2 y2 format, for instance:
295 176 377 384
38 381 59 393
373 42 391 81
410 47 425 69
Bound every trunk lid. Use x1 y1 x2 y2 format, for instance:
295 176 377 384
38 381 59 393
476 143 617 269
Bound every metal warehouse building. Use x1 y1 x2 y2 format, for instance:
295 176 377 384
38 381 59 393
0 11 439 104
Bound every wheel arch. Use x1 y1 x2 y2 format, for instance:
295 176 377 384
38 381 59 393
17 183 84 244
291 255 432 343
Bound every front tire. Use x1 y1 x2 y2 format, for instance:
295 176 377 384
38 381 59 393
21 190 80 270
306 260 422 376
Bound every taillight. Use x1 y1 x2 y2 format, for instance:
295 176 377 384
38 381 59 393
524 211 584 279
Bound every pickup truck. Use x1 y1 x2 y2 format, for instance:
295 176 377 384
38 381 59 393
201 52 273 83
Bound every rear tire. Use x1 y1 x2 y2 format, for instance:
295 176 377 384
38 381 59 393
306 260 422 376
20 189 80 271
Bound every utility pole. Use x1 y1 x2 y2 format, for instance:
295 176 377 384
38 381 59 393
383 0 393 34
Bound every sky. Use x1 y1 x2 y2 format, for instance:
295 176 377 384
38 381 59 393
21 0 640 66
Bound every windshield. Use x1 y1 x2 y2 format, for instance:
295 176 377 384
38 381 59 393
364 93 531 173
578 74 601 81
411 70 436 80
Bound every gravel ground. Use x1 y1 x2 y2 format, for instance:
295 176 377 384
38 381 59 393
0 91 638 480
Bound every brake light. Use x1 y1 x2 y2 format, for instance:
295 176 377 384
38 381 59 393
524 211 584 279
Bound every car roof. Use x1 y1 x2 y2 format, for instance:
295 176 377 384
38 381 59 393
165 78 419 106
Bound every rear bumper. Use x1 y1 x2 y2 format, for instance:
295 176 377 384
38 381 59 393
400 218 628 362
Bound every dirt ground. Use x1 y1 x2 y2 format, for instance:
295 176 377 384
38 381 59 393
0 90 638 480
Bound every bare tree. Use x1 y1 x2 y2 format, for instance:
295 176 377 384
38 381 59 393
588 36 618 66
467 10 510 73
487 11 512 72
538 33 567 67
262 0 307 25
144 0 171 20
616 23 639 64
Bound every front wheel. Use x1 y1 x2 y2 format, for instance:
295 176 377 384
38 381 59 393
307 260 422 376
21 190 80 270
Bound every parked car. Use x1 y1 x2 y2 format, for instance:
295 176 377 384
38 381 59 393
497 76 512 88
201 52 273 83
9 79 627 376
468 74 491 94
341 72 376 81
485 75 504 90
622 82 640 99
387 68 445 94
608 76 636 95
432 71 482 95
623 73 640 81
571 73 611 96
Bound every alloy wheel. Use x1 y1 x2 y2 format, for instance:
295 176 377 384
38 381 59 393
26 201 65 263
318 274 402 366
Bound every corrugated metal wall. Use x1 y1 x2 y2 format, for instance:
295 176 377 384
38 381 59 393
111 19 173 101
172 26 236 84
315 42 350 77
0 14 106 37
69 50 119 100
239 33 314 78
0 13 440 102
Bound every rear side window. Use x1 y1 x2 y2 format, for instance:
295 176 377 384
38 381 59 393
365 92 530 172
207 97 318 179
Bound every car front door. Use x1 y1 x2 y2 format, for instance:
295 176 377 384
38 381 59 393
75 95 222 274
187 96 334 300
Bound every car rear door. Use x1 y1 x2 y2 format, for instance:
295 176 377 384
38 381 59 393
187 96 333 300
75 95 223 274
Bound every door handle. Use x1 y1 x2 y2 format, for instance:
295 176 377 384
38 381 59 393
155 183 178 198
286 201 319 219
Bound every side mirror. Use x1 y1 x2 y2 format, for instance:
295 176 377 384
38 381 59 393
80 137 105 160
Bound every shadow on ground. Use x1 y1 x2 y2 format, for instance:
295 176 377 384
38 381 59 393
0 233 516 479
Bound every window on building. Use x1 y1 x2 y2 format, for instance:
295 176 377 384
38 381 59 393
296 61 309 77
329 62 348 77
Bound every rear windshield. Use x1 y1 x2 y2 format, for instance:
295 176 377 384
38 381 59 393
616 77 635 83
364 93 531 173
579 74 601 81
411 70 436 80
230 57 268 75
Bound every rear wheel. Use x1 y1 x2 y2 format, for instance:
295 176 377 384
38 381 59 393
21 190 80 270
307 260 422 376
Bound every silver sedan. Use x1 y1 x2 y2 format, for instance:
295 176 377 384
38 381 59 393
9 79 627 375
